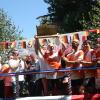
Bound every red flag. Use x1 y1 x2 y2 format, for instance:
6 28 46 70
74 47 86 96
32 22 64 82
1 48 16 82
22 41 26 48
62 35 68 43
82 36 87 42
89 29 97 33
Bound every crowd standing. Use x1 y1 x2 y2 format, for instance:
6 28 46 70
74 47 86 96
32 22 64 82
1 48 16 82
0 35 99 98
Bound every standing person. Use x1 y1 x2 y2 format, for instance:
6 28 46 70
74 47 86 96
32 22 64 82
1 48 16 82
0 56 4 98
34 36 50 96
92 38 100 93
24 55 35 85
53 35 73 95
0 64 13 98
43 42 72 95
60 35 73 68
24 54 43 96
8 50 25 97
81 40 96 94
63 39 84 94
32 55 44 96
43 43 62 95
56 35 73 95
36 37 58 95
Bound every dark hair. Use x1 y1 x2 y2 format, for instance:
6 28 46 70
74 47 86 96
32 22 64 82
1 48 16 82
26 61 32 65
12 50 19 56
83 40 91 45
72 41 79 49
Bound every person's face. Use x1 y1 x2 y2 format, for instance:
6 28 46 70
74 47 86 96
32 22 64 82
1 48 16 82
72 42 79 49
41 39 47 46
47 45 53 53
82 43 90 51
9 56 14 59
13 52 19 59
27 56 32 61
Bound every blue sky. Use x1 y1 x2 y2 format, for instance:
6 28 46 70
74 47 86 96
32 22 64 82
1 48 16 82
0 0 48 39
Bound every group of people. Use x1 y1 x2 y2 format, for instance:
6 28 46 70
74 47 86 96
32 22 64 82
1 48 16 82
0 35 99 98
35 35 100 96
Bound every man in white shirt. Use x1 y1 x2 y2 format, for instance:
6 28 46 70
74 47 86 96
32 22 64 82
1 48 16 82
8 50 25 97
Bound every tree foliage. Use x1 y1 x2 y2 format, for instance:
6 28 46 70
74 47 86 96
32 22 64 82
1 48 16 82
43 0 100 33
0 9 23 41
0 9 23 62
87 32 100 48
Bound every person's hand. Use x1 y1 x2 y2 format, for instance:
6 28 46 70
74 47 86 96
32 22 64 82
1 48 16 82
62 77 69 83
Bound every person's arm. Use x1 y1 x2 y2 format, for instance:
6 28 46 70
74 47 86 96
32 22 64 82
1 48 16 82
97 60 100 65
34 35 44 57
81 61 92 64
62 52 74 65
62 56 75 64
81 61 93 67
74 50 84 65
24 61 29 70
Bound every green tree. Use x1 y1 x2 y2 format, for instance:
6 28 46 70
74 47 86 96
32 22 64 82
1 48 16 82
43 0 100 33
0 9 23 41
87 32 100 48
0 9 23 63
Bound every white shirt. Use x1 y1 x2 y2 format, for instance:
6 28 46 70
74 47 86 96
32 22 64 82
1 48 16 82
9 59 25 81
